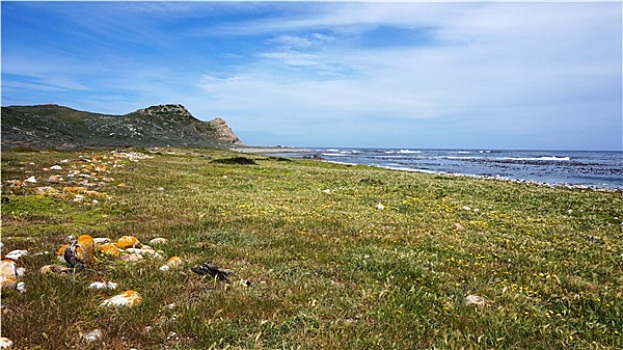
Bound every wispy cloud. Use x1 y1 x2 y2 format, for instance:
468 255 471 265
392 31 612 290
2 2 621 149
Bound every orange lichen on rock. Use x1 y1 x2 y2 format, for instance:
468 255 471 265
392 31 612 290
62 235 96 268
166 256 183 268
98 243 121 257
62 186 88 193
100 290 142 307
116 236 141 249
77 235 96 260
0 259 19 290
57 243 70 264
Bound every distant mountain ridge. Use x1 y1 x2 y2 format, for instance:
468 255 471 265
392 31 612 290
1 104 244 149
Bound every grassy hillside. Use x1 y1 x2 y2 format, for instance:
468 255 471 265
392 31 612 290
1 104 243 149
1 148 621 349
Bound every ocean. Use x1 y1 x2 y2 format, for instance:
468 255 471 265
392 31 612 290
270 148 623 190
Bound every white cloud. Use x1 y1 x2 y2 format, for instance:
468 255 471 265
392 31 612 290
3 2 620 149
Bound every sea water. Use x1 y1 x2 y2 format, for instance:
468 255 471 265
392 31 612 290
271 149 623 190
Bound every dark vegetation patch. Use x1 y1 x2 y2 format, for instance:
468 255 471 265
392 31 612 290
211 157 258 165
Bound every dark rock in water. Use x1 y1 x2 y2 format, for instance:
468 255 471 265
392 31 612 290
211 157 258 165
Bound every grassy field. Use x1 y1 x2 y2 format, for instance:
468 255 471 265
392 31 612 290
1 148 622 349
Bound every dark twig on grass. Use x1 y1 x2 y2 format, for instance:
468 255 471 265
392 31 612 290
190 262 234 281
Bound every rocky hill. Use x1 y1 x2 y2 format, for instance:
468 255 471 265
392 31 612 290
1 104 244 149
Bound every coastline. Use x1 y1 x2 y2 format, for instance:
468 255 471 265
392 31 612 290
230 146 623 192
230 146 312 154
322 159 622 193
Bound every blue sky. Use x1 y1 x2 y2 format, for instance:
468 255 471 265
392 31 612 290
2 1 621 150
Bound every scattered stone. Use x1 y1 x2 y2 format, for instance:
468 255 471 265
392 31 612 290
63 186 87 193
462 284 488 307
149 237 168 245
0 259 20 290
47 175 61 184
24 176 37 183
4 249 28 260
119 252 144 262
16 282 26 293
465 294 488 307
375 202 385 210
81 329 103 345
160 256 183 271
39 264 74 274
36 186 58 196
93 237 111 245
88 281 118 290
462 206 471 211
5 180 23 188
62 235 96 269
57 244 70 264
100 290 142 307
0 337 13 349
73 195 85 203
99 243 121 257
452 223 465 231
50 165 62 170
116 236 141 249
158 187 165 191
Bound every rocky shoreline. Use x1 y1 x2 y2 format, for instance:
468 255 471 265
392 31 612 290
230 146 311 154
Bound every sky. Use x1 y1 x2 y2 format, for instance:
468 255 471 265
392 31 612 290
2 1 622 150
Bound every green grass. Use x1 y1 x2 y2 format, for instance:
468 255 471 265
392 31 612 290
1 148 622 349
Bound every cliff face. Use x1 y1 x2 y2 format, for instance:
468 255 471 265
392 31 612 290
1 104 245 149
208 117 243 145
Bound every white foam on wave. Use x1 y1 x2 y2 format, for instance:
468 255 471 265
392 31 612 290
446 156 478 160
498 156 570 161
399 149 421 154
322 153 348 157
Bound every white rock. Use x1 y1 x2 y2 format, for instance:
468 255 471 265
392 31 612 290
99 290 141 307
16 282 26 293
158 187 165 191
465 294 488 307
93 237 111 244
4 250 28 260
15 267 26 277
159 265 171 271
73 195 84 203
0 337 13 349
81 329 103 345
462 206 471 211
149 237 168 245
88 281 118 290
50 165 62 170
375 202 385 210
25 176 37 183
